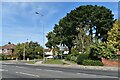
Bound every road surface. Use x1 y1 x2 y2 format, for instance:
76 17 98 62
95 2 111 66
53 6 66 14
1 62 119 80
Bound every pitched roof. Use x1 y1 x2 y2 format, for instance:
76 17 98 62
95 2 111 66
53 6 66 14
64 48 69 51
2 44 16 49
44 49 51 52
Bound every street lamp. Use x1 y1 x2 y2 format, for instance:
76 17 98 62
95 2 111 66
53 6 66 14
35 12 45 63
23 43 25 60
60 43 64 59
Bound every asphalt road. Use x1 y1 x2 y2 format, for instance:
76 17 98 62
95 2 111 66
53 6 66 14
1 63 119 80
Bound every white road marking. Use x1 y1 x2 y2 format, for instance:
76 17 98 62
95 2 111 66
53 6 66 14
36 69 63 72
0 69 8 71
54 70 63 72
15 72 39 77
2 65 7 66
44 69 63 72
15 66 24 68
76 73 81 74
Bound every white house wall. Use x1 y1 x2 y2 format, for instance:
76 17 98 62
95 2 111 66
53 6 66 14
0 49 2 53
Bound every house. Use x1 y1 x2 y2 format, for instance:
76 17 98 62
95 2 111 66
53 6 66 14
44 49 53 56
63 48 69 55
0 43 16 55
44 48 69 59
44 49 54 59
0 46 2 53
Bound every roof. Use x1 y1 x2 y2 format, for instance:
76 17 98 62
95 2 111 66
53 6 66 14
2 44 16 49
64 48 69 51
44 49 51 52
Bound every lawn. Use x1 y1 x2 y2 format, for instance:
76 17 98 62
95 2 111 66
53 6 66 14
45 59 65 64
20 60 36 64
26 61 35 64
65 60 77 64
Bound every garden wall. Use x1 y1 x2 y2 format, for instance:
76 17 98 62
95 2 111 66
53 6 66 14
102 57 120 66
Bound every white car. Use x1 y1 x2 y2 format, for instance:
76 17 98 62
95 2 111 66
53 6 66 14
46 56 54 59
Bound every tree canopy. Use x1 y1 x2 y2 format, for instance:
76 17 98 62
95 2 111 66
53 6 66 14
14 41 43 60
107 20 120 50
46 5 114 54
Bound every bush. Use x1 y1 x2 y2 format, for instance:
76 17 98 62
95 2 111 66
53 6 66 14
65 54 77 62
71 56 77 62
71 49 79 56
83 59 103 66
89 42 117 60
77 53 89 64
0 54 8 60
65 55 71 61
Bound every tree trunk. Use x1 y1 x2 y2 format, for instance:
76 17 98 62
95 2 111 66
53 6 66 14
68 46 72 54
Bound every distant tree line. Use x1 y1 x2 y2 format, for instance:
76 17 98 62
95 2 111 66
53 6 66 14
14 41 43 60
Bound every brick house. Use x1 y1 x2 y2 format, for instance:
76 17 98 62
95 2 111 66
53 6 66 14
0 43 16 55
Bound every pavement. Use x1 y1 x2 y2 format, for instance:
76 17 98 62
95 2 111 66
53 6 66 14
1 60 119 72
32 60 119 72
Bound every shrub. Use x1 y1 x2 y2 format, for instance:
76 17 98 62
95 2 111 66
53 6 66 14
71 56 77 62
65 54 77 62
65 55 71 61
0 54 8 60
89 42 117 60
71 49 79 56
77 53 89 64
83 59 103 66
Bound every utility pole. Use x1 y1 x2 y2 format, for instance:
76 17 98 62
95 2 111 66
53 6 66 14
23 39 28 60
23 43 25 60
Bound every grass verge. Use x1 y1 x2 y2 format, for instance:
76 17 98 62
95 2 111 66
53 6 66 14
45 59 65 64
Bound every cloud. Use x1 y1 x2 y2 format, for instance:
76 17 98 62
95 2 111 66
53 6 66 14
112 10 118 19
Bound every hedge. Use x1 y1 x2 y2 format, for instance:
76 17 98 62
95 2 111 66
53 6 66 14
83 59 103 66
77 53 89 64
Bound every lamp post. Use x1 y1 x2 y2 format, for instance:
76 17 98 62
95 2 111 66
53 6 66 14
35 12 45 63
23 43 25 60
60 44 64 59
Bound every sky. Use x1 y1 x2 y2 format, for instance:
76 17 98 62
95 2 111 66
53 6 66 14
1 2 119 47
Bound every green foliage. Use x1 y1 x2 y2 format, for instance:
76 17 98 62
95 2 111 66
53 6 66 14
65 54 77 62
71 48 79 56
0 54 8 60
14 41 43 60
45 59 64 64
77 53 89 64
89 42 117 60
46 5 114 55
65 55 71 61
45 31 60 49
107 20 120 50
70 56 77 62
83 59 103 66
66 5 114 42
75 27 91 53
